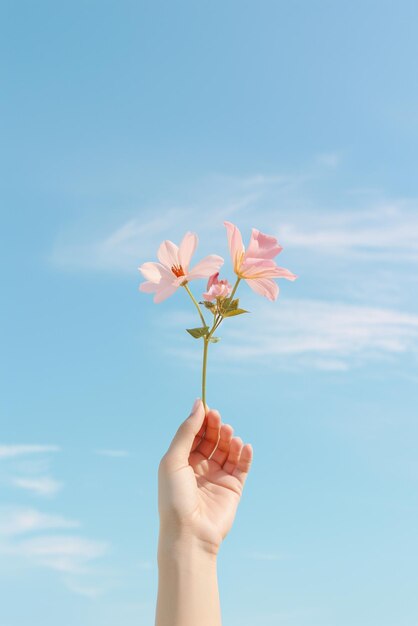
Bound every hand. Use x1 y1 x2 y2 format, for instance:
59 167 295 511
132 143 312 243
158 399 253 554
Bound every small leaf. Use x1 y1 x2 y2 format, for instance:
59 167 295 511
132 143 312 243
220 298 239 314
209 336 221 343
222 308 249 318
202 301 215 310
186 326 209 338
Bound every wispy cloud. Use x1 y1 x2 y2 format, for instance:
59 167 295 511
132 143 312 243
48 165 418 280
63 579 104 598
0 506 108 592
280 201 418 259
0 507 79 537
163 298 418 371
6 535 108 574
11 476 63 497
0 445 60 459
226 298 418 357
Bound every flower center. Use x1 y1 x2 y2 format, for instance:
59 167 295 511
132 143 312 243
171 264 185 278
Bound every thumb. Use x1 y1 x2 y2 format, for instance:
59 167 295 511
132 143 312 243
167 398 206 461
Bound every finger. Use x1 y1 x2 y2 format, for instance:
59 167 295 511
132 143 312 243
195 409 221 459
222 436 243 474
210 423 234 466
232 443 253 485
166 399 205 462
191 415 208 452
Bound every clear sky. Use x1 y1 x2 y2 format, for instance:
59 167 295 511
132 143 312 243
1 1 418 625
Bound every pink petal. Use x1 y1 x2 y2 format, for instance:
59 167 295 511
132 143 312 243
206 272 219 290
246 277 279 301
241 258 297 280
240 258 278 278
157 240 180 269
187 254 224 279
268 266 297 281
245 228 282 260
153 282 179 303
224 221 244 272
139 281 159 293
178 232 198 271
139 261 171 283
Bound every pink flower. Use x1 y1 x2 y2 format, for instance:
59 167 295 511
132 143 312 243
139 232 224 303
224 221 297 301
203 273 232 301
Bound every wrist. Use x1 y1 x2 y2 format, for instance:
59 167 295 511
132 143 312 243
158 522 220 565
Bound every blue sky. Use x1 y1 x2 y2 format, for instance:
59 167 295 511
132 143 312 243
1 1 418 625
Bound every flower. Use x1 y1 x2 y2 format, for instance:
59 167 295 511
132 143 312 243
139 232 224 303
224 221 297 301
203 273 232 301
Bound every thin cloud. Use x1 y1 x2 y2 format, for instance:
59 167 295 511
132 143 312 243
280 202 418 259
7 535 108 574
224 299 418 362
63 579 104 598
163 299 418 371
0 445 60 459
0 507 108 595
48 167 418 278
0 507 79 536
11 476 63 497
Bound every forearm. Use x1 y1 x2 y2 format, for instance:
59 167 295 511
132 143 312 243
155 527 222 626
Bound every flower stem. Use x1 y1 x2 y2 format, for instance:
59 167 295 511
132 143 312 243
185 277 241 409
202 337 209 409
228 276 241 302
183 283 207 328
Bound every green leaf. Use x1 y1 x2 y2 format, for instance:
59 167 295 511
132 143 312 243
202 301 216 310
220 298 239 315
186 326 209 339
209 336 221 343
222 308 249 318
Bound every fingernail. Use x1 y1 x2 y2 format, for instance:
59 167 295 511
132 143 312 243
190 398 201 415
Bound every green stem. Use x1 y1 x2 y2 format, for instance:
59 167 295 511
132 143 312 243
186 277 241 409
183 283 207 328
228 276 241 302
202 338 209 409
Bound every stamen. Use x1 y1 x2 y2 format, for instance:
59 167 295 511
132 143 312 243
171 265 185 278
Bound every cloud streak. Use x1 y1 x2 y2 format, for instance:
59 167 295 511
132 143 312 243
164 298 418 371
0 445 60 459
11 476 63 497
0 507 79 537
7 535 108 574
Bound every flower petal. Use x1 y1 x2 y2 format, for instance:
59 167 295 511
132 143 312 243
246 277 279 301
245 228 282 260
153 282 179 303
268 266 297 281
178 232 198 271
139 281 159 293
206 272 219 290
224 221 245 272
139 261 169 283
157 240 180 269
240 258 297 280
187 255 224 279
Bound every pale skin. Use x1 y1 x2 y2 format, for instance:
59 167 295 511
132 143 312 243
155 398 253 626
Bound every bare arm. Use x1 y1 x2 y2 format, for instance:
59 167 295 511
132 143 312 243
155 399 253 626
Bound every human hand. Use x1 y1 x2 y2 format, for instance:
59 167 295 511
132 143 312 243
158 399 253 555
